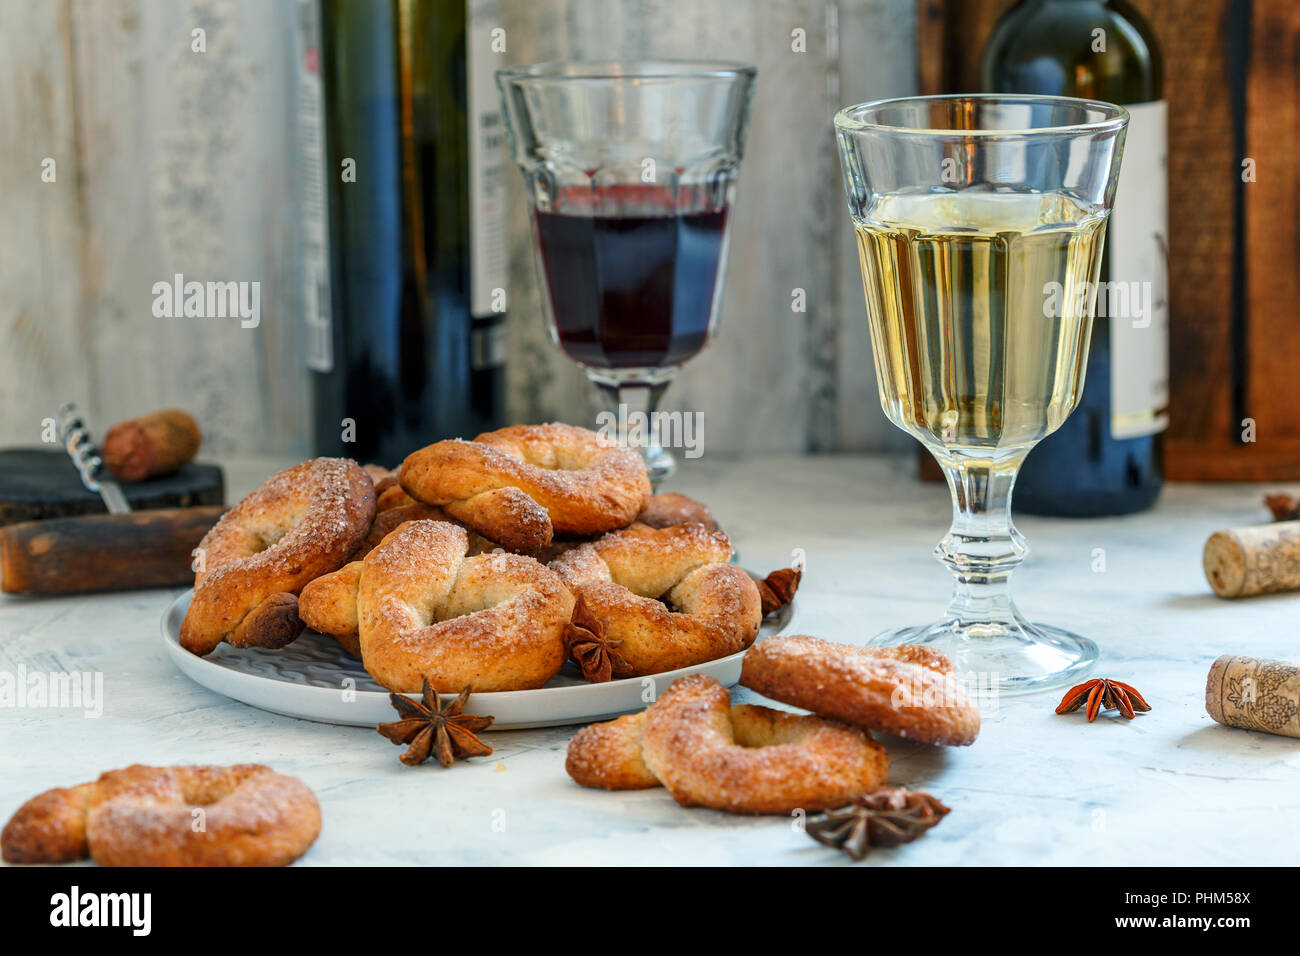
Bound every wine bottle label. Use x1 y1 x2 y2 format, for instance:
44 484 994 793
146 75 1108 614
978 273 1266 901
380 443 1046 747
1107 99 1169 439
467 0 507 325
297 0 333 373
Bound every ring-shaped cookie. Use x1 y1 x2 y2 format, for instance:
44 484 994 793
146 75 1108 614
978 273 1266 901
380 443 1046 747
740 636 981 746
628 675 890 814
1 764 321 867
549 523 761 680
299 513 499 656
356 520 574 692
180 458 375 656
400 423 651 553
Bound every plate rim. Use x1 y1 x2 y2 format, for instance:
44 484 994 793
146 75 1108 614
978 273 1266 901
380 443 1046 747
160 584 795 728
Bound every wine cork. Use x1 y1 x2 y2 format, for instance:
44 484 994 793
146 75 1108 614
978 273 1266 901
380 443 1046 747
1206 655 1300 738
1202 521 1300 597
102 410 201 483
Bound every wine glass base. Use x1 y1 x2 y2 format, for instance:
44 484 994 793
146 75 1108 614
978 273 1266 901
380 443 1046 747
867 618 1097 696
645 446 675 488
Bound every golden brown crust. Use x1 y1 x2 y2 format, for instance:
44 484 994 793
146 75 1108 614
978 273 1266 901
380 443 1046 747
299 561 363 647
533 536 595 564
565 713 661 790
0 783 93 863
376 485 416 512
740 636 981 747
179 458 375 656
444 486 553 554
358 500 502 563
636 493 718 530
2 765 321 867
539 493 715 560
331 632 361 658
362 464 398 497
356 520 575 692
353 502 447 559
227 591 304 649
400 423 651 551
550 523 761 678
630 675 890 814
301 516 502 651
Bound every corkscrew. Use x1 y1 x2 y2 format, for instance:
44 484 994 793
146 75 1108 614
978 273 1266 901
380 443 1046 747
55 402 131 514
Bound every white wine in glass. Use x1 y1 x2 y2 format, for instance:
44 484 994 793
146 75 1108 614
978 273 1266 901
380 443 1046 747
856 190 1107 455
836 94 1128 694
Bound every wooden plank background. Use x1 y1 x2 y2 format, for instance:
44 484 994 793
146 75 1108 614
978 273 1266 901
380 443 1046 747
917 0 1300 481
0 0 311 456
11 0 1291 477
0 0 918 458
0 1 93 449
1242 0 1300 470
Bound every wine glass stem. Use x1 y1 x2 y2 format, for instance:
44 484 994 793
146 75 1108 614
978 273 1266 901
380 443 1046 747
933 452 1027 625
593 379 675 487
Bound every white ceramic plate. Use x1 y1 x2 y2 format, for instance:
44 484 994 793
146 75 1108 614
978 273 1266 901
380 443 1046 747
160 582 796 730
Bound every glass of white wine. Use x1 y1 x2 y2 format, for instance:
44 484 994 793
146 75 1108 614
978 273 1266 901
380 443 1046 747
835 94 1128 693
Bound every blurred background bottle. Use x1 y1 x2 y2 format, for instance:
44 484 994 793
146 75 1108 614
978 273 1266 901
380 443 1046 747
300 0 507 466
982 0 1168 516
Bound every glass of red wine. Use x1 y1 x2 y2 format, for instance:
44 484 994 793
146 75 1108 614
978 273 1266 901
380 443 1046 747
498 60 756 484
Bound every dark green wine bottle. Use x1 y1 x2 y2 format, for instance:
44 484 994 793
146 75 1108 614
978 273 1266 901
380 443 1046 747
983 0 1168 516
299 0 507 466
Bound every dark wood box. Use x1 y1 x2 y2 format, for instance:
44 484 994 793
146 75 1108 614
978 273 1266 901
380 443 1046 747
916 0 1300 481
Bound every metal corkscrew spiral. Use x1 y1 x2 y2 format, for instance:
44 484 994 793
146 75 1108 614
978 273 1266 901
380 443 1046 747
56 402 131 514
57 403 102 487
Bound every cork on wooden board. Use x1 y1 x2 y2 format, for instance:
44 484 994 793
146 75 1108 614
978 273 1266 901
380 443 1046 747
102 409 201 482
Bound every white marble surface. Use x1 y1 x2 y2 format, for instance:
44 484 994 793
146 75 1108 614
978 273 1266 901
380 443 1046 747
3 455 1298 866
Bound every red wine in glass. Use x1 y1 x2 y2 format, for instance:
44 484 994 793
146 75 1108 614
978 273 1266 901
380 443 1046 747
533 184 730 374
500 60 755 486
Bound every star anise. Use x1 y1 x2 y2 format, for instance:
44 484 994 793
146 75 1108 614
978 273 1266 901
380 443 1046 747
376 681 493 767
757 567 802 616
1265 493 1300 522
806 788 950 861
1055 677 1151 721
564 595 629 683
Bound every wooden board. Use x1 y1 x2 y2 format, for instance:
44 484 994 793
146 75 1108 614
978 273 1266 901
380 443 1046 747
0 448 224 526
915 0 1300 481
1 506 224 594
